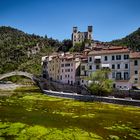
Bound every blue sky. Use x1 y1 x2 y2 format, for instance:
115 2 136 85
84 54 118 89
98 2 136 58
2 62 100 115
0 0 140 41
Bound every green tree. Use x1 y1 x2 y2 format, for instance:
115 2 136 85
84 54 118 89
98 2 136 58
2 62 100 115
88 69 113 96
70 42 85 52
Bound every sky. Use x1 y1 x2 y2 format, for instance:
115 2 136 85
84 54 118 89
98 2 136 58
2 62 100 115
0 0 140 41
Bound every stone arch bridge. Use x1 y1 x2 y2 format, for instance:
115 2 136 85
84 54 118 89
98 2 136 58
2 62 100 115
0 71 35 81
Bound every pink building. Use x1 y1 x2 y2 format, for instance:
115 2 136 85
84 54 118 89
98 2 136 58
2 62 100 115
59 54 81 85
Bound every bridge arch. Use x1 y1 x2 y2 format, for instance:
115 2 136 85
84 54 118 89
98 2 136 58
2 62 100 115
0 71 34 81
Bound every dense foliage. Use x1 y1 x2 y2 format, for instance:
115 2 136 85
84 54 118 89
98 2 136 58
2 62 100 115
88 69 113 95
57 39 73 52
110 27 140 51
70 42 85 52
0 87 140 140
0 26 140 76
0 26 71 75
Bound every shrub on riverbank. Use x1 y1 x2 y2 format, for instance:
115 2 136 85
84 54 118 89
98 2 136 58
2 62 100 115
87 69 113 96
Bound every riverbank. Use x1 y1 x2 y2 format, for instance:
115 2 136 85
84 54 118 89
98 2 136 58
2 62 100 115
0 83 36 91
43 89 140 107
0 83 22 91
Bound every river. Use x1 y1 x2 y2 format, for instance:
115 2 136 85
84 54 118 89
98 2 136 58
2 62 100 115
0 85 140 140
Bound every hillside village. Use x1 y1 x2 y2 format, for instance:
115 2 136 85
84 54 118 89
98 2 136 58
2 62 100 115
42 26 140 91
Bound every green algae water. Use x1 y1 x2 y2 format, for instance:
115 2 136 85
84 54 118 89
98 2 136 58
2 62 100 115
0 86 140 140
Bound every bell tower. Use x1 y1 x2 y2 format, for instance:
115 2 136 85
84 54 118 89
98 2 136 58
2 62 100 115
72 27 78 46
88 26 93 40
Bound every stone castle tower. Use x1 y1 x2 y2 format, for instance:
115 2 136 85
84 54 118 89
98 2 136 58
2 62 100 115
72 26 93 46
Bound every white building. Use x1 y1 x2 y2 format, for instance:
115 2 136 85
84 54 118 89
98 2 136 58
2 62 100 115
87 46 131 90
129 52 140 88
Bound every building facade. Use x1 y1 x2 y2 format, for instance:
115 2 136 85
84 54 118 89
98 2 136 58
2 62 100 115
87 46 134 90
129 52 140 88
72 26 93 46
42 53 81 85
42 47 140 90
80 58 88 86
59 55 81 85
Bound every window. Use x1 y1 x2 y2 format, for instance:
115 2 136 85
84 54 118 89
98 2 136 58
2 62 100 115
89 65 92 70
135 78 138 81
135 78 138 83
112 72 115 78
113 84 116 88
65 75 67 78
96 65 100 69
116 55 121 60
89 57 92 62
71 81 73 85
84 71 87 76
60 75 62 80
89 34 91 39
135 70 138 74
134 60 138 66
68 69 70 72
65 63 70 67
68 75 69 78
61 64 64 67
125 64 128 69
104 56 108 61
62 69 63 72
71 69 73 72
81 66 85 70
71 63 73 66
124 72 129 80
112 55 115 60
112 64 115 69
116 72 122 80
117 64 120 69
124 54 129 59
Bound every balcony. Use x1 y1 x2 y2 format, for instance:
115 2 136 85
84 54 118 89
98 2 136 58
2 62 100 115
94 56 101 64
101 64 110 70
115 77 130 81
94 59 101 63
80 71 88 76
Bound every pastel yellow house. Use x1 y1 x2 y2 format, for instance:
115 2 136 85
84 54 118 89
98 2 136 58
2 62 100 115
47 55 60 81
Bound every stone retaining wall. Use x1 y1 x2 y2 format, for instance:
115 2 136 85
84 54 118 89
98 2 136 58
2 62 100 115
43 90 140 107
41 80 140 99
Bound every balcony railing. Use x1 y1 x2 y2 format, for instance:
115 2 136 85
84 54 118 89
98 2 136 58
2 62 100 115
115 77 130 81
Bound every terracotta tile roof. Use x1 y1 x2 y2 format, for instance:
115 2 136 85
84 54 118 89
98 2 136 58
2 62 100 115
81 59 88 63
88 47 130 55
83 49 91 52
130 52 140 59
103 46 127 50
